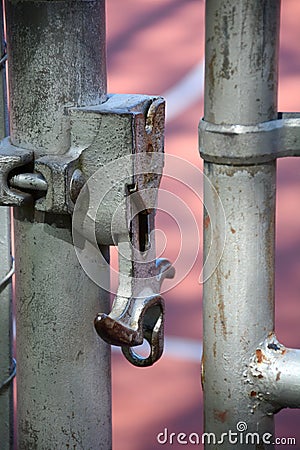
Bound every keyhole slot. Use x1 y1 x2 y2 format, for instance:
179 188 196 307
138 210 150 252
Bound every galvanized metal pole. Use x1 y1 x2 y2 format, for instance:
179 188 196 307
201 1 280 447
5 1 111 448
0 208 13 450
0 0 14 446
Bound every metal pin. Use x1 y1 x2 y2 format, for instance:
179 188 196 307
9 173 48 192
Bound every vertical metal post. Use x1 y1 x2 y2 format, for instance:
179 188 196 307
0 0 13 446
202 1 280 447
5 1 111 448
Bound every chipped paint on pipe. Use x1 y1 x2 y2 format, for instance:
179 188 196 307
202 0 280 448
5 0 112 448
249 334 300 410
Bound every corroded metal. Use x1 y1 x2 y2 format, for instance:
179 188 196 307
0 139 33 206
9 172 48 192
248 334 300 411
66 94 172 366
201 1 281 448
95 259 175 367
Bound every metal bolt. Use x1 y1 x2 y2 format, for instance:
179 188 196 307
9 172 48 191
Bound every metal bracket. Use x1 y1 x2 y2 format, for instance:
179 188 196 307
199 112 300 165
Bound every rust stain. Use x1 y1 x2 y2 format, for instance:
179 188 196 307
213 341 216 358
230 227 236 234
276 372 281 382
204 215 210 229
218 299 227 338
255 349 265 363
281 348 287 355
214 409 228 423
250 390 257 397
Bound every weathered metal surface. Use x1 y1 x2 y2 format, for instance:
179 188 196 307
201 0 281 448
0 94 166 216
4 0 112 448
14 216 112 449
0 208 14 450
9 173 48 192
65 94 171 366
0 3 13 445
0 139 33 206
5 0 106 154
36 94 165 216
200 112 300 165
204 0 279 127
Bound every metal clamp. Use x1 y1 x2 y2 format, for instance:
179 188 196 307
199 112 300 165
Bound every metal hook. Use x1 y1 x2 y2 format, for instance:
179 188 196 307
94 258 175 367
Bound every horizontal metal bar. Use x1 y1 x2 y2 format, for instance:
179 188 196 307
9 173 47 192
199 112 300 165
248 333 300 411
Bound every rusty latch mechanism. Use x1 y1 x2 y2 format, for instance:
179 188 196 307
0 94 174 367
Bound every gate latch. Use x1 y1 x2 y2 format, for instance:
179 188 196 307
0 94 174 367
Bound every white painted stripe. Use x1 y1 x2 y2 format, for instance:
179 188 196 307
112 336 202 363
163 60 205 123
